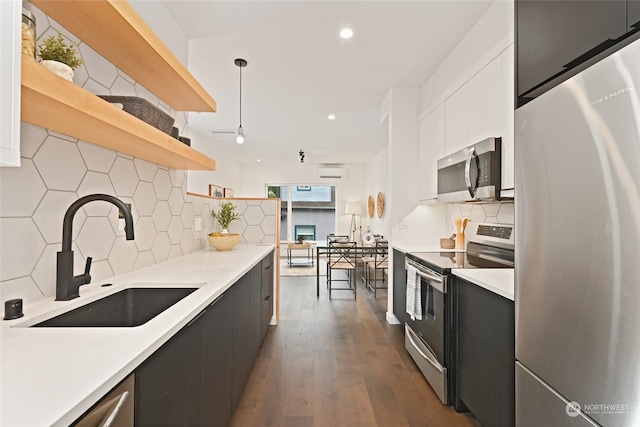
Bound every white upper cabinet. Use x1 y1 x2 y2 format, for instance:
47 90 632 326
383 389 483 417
445 55 502 155
443 47 515 195
1 0 21 167
501 44 515 191
418 104 445 201
467 57 502 144
444 81 470 155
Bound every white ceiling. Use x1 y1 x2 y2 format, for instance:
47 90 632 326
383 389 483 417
160 0 494 166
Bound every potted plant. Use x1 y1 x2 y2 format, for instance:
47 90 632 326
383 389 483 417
208 202 241 251
38 32 83 81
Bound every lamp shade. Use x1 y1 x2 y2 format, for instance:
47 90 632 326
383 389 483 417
344 201 362 215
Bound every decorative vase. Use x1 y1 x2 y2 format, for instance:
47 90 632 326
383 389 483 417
221 228 230 234
40 60 74 81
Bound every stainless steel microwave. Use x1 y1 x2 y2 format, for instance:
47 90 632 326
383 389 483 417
437 137 501 203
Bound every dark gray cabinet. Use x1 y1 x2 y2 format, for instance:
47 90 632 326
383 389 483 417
630 0 640 30
202 292 233 426
516 0 639 106
454 276 514 427
261 253 274 338
135 251 273 426
135 292 228 426
392 249 408 326
231 270 261 409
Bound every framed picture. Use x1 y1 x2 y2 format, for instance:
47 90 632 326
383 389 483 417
223 188 234 198
209 184 223 198
296 185 311 191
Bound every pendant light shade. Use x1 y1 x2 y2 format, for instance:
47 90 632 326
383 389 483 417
235 58 247 144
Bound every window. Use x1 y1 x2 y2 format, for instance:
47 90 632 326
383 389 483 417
267 185 335 242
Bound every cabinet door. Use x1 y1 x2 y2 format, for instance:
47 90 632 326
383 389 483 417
392 250 408 326
202 293 233 427
444 83 470 155
0 0 21 167
418 104 445 201
135 314 202 426
467 57 502 145
630 0 640 30
456 277 515 427
517 0 627 99
445 57 502 156
231 271 260 409
501 44 515 191
261 252 274 339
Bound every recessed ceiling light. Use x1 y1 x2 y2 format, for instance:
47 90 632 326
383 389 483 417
257 159 261 162
340 28 353 39
328 114 336 120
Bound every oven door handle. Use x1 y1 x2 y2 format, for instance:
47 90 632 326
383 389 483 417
405 260 445 293
406 325 443 374
415 269 442 284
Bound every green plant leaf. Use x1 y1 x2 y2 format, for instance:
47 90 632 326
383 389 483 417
38 33 84 70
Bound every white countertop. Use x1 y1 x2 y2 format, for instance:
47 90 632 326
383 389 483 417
0 244 274 427
392 243 462 253
452 269 514 301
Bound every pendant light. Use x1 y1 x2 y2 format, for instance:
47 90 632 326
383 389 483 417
235 58 247 144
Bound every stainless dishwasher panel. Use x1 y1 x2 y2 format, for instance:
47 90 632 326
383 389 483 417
75 374 134 427
405 323 447 404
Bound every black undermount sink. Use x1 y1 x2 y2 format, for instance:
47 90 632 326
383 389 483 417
32 287 198 328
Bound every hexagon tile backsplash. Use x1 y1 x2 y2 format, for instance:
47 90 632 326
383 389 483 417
0 5 277 307
0 126 278 306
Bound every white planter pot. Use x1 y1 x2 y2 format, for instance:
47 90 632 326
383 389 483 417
40 60 74 81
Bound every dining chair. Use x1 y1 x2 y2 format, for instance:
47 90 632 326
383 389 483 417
326 241 358 299
364 240 388 297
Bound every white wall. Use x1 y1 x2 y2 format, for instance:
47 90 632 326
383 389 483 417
240 162 367 237
186 137 243 197
365 146 391 240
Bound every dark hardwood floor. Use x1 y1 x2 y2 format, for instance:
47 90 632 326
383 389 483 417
229 273 481 427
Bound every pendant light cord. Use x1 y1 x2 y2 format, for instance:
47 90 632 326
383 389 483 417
239 64 242 128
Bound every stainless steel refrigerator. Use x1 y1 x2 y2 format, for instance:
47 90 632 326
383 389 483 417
515 37 640 426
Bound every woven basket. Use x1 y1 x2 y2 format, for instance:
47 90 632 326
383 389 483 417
98 95 174 134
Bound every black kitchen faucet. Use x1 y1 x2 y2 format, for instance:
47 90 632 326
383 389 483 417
56 194 134 301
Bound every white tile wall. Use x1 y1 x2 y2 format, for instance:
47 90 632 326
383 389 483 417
0 8 265 306
446 201 515 234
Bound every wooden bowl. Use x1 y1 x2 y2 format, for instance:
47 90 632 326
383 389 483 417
439 238 455 249
207 233 241 251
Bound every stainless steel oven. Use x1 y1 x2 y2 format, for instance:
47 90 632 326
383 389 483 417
404 222 515 406
404 258 448 404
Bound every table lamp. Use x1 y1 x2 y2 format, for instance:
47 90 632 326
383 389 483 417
344 201 362 243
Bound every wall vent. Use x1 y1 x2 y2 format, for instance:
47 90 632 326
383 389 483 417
318 167 347 179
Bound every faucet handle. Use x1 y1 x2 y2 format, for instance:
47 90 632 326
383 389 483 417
84 256 93 277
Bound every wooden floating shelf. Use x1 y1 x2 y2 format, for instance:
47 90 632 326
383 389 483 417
21 57 216 171
30 0 217 113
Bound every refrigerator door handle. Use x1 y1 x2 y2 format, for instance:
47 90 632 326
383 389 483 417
465 146 478 198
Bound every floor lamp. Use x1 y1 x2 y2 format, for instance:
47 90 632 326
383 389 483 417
344 201 362 243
